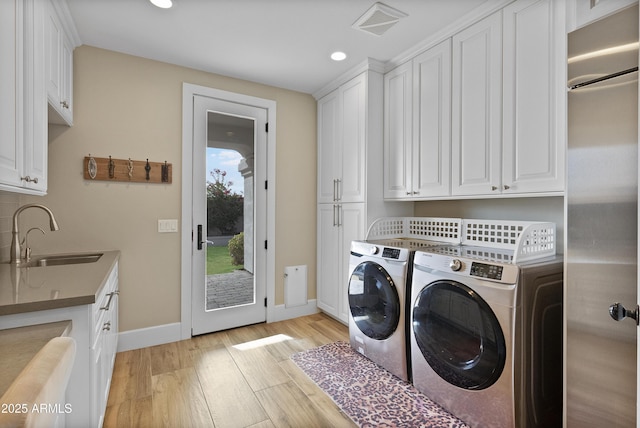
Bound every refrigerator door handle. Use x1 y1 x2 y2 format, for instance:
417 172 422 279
609 302 640 326
569 66 638 90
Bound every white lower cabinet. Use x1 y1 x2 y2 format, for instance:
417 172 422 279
91 263 119 427
317 203 365 323
0 261 119 427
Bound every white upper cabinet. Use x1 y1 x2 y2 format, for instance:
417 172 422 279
502 0 565 194
450 0 565 197
0 0 47 195
317 73 366 204
412 40 452 198
451 12 503 196
46 0 75 125
384 39 452 200
384 0 565 200
383 61 413 199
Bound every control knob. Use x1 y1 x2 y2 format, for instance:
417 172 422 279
449 259 462 272
369 246 379 255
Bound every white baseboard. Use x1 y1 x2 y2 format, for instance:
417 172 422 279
117 322 182 352
270 299 319 322
117 300 319 352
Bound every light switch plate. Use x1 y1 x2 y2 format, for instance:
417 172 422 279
158 219 178 233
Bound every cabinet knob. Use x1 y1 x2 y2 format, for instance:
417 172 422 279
21 176 38 184
491 186 498 191
503 185 511 190
103 321 111 331
61 100 69 109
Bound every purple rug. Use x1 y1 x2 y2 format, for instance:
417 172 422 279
291 341 469 428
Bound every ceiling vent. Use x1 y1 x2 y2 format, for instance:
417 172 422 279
352 2 408 36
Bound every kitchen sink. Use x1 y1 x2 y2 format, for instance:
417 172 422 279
24 253 104 267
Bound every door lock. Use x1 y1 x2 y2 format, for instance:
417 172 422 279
609 302 640 326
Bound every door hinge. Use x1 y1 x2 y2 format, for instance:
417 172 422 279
264 240 268 250
265 122 269 133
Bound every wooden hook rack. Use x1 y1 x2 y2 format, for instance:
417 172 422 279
83 156 172 184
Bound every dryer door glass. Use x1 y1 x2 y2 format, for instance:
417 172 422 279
348 261 400 340
412 280 506 390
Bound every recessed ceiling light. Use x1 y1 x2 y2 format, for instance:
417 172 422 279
331 51 347 61
150 0 173 8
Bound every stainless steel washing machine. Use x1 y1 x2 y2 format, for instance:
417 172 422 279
409 245 563 428
348 238 443 382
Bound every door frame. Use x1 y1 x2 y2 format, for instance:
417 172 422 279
180 83 277 339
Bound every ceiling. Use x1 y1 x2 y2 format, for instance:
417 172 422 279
66 0 494 95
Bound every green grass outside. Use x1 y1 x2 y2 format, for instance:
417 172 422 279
207 245 243 275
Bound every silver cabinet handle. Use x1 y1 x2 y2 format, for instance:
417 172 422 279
333 179 338 201
337 205 342 227
336 179 341 201
100 291 118 311
21 176 39 184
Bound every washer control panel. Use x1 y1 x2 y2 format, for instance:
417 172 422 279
382 247 401 259
470 262 504 280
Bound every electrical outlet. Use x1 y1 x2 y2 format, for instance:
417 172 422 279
158 219 178 233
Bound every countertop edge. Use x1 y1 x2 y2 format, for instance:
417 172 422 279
0 251 121 316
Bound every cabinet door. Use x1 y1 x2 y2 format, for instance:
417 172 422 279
451 12 503 196
413 39 452 198
59 33 73 124
338 203 365 322
0 0 23 187
317 204 341 316
340 73 366 203
383 62 413 199
502 0 565 195
45 0 61 105
317 91 340 203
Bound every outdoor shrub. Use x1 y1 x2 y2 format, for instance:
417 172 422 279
228 232 244 266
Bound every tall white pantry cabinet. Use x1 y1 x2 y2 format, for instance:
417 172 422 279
316 62 411 323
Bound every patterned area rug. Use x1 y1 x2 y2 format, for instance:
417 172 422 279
291 341 469 428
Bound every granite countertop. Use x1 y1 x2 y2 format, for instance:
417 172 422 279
0 250 120 316
0 321 72 397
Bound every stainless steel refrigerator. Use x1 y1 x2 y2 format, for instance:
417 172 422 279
566 5 638 426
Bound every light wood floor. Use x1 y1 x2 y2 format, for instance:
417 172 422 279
104 313 356 428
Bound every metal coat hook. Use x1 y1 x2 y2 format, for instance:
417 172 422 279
108 156 115 179
145 159 151 181
161 161 169 182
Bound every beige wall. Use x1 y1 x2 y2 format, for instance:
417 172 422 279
20 45 317 332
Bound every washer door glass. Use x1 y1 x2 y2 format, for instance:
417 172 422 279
413 280 506 390
348 261 400 340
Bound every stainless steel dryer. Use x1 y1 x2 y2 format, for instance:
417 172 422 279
409 245 563 428
347 238 443 382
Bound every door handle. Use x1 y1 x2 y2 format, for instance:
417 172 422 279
197 225 204 250
609 302 640 326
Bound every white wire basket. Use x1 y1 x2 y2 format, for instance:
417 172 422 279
366 217 462 244
461 219 556 262
366 217 556 263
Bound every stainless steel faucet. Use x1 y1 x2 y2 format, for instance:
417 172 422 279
10 204 60 265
